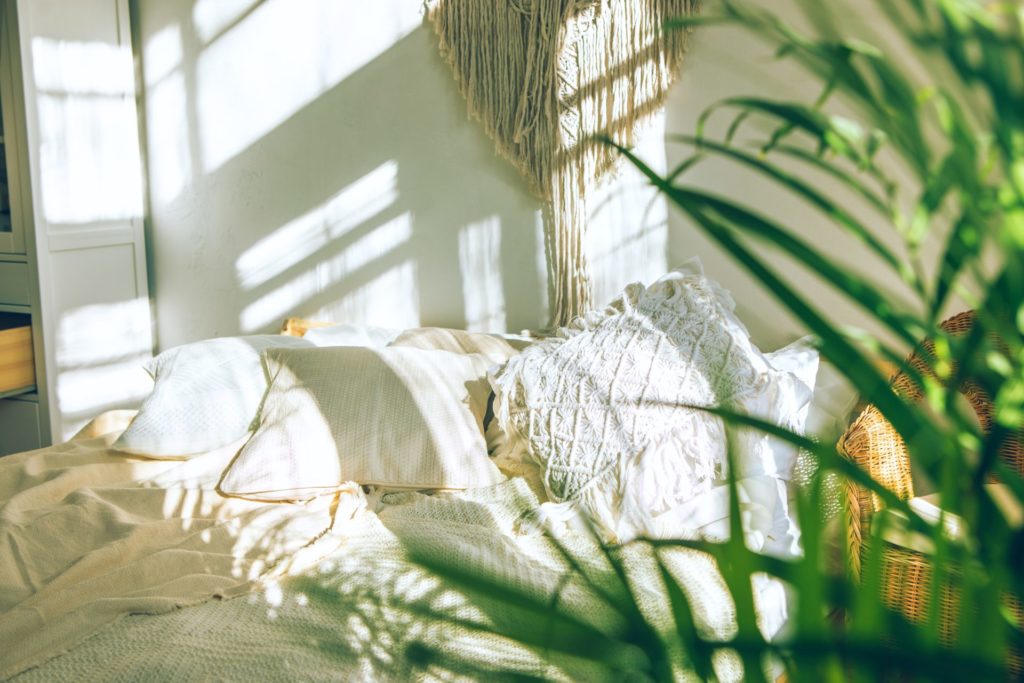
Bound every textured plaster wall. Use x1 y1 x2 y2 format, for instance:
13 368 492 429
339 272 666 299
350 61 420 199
135 0 914 353
134 0 669 350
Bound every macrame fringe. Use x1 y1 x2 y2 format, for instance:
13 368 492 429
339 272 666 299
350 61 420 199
424 0 700 329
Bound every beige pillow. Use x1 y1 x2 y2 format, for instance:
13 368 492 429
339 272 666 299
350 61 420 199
389 327 528 364
218 346 503 501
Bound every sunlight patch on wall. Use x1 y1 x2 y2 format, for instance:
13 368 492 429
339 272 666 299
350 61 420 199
146 72 190 205
142 24 191 206
312 260 420 330
54 299 154 440
196 0 419 173
534 212 550 323
240 212 413 332
142 23 183 85
235 160 399 291
588 112 668 306
32 37 134 95
56 300 152 370
31 37 144 225
458 216 506 333
191 0 262 44
57 360 150 438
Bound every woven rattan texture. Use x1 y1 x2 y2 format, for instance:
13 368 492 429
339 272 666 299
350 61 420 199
838 311 1023 674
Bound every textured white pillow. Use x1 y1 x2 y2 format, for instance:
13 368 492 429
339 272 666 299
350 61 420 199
113 335 312 458
218 346 504 501
490 260 814 545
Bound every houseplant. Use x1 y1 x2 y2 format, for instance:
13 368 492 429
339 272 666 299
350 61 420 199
310 1 1024 680
610 2 1023 680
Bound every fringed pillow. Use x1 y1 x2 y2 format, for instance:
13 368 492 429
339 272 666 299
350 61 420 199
490 259 816 546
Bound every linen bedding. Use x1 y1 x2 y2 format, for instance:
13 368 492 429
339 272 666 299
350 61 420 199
0 278 860 680
0 411 364 680
0 412 790 682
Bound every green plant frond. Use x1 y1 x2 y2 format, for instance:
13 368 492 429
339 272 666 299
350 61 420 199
664 152 706 185
721 432 770 683
665 134 906 278
586 538 677 677
405 2 1024 679
741 34 929 172
792 477 829 654
769 142 895 215
696 99 835 154
670 185 924 346
857 52 932 165
639 184 931 442
724 109 751 145
792 0 844 43
749 632 1006 681
400 549 621 643
931 212 985 320
404 642 547 683
691 405 943 538
654 554 715 680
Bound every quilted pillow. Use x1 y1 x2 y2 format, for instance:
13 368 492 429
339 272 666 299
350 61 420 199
490 259 815 545
218 346 503 502
113 335 312 458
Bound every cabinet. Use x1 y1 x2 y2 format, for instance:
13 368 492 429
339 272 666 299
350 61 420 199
0 0 153 455
0 0 40 453
0 9 23 258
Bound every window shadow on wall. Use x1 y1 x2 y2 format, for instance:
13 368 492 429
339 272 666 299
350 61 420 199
139 5 549 348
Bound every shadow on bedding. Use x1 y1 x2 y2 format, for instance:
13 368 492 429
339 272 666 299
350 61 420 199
273 482 731 682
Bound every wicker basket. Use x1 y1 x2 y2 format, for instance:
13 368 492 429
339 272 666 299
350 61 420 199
837 310 1023 674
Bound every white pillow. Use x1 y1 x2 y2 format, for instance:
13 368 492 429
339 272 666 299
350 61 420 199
302 323 401 348
218 346 504 502
803 360 857 441
113 335 312 458
389 327 526 364
739 337 819 479
490 259 814 545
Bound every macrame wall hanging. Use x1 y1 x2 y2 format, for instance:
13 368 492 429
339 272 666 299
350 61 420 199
424 0 700 328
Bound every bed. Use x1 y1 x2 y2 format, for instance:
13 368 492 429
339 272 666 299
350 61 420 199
0 266 855 681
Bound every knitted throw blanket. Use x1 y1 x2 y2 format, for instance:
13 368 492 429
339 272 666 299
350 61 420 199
424 0 700 327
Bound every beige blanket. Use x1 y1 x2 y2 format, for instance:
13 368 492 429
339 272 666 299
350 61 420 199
0 412 365 679
2 413 787 681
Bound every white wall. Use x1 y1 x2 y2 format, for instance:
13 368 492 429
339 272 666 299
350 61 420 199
134 0 671 350
134 0 920 353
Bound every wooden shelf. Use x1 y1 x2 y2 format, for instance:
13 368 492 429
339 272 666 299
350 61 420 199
0 383 33 400
0 315 33 395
